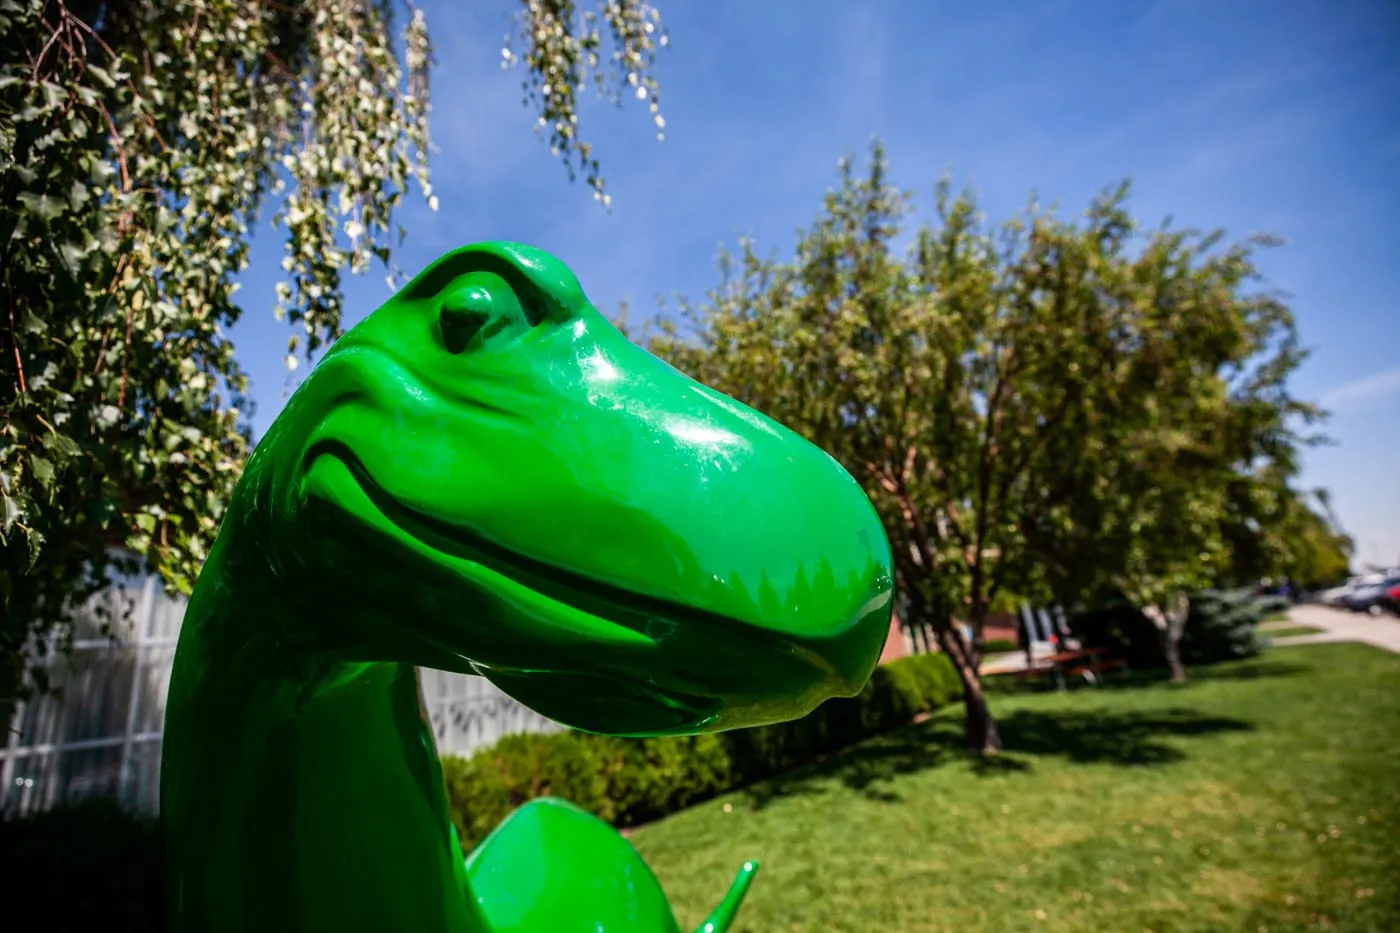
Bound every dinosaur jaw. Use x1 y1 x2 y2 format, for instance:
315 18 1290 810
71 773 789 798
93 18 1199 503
474 667 722 735
297 441 841 735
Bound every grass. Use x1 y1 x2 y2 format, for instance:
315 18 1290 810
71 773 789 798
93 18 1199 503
1264 625 1327 638
632 644 1400 932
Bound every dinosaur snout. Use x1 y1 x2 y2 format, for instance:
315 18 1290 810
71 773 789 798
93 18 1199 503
527 331 896 727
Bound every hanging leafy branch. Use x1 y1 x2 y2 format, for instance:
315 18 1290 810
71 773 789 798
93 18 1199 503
504 0 669 209
0 0 670 705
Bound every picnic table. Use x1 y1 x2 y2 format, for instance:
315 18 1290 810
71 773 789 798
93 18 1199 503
990 646 1129 691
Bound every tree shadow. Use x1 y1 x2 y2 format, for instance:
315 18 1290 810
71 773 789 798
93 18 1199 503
995 707 1253 765
740 705 1254 810
1182 660 1311 683
985 660 1309 697
739 729 938 809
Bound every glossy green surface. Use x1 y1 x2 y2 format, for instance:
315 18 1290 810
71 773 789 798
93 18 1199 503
464 797 757 933
161 242 894 932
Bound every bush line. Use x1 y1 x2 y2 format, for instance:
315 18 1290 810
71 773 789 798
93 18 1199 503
442 651 962 850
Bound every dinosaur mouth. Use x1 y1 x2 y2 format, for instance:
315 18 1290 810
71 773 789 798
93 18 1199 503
302 440 826 729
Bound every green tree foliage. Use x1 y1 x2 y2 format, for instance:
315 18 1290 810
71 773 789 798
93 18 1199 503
1019 210 1323 681
0 0 669 704
1214 461 1352 592
633 143 1320 750
1271 488 1353 590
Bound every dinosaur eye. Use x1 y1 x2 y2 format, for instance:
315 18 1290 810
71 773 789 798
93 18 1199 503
439 287 491 354
438 274 530 354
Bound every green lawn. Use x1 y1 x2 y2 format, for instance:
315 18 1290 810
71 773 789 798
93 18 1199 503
1265 625 1327 638
631 644 1400 932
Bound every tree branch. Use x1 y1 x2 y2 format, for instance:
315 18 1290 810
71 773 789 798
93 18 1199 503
8 290 27 394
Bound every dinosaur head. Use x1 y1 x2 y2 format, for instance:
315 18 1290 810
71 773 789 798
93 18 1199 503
256 242 893 736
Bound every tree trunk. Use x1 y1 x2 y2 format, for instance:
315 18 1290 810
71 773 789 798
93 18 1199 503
915 621 933 655
1023 612 1036 670
1145 592 1191 684
1164 592 1190 683
935 624 1002 754
1162 629 1187 684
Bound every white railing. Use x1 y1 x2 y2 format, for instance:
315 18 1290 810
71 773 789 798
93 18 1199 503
1 572 560 817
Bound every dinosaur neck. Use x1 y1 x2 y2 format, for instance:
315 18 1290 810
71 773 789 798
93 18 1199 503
162 537 491 933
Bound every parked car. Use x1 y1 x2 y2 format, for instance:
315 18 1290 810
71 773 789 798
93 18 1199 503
1321 574 1379 606
1342 574 1400 615
1381 584 1400 617
1321 569 1400 607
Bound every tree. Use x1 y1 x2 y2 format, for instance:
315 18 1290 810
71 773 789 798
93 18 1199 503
0 0 670 706
633 142 1317 748
635 144 1122 753
1270 487 1353 591
1018 205 1320 682
1101 471 1231 684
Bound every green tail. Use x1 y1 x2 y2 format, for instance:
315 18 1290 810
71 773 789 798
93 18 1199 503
692 860 758 933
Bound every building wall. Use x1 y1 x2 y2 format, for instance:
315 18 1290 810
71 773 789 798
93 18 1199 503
879 608 1022 663
878 610 911 663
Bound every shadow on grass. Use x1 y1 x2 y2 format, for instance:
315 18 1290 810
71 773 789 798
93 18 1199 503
985 660 1310 697
743 727 959 809
742 706 1255 810
1183 660 1311 683
996 707 1253 764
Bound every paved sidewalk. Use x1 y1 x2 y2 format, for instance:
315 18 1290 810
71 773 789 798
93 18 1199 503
979 640 1070 676
1269 604 1400 655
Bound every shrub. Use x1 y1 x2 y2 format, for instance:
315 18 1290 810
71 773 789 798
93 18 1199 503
1180 588 1277 664
982 638 1019 654
443 651 961 850
0 796 164 932
1069 587 1278 670
1067 599 1164 668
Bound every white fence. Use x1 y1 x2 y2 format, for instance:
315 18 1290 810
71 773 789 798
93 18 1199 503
1 572 561 818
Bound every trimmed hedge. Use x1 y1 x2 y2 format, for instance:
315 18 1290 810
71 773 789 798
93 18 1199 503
442 650 962 850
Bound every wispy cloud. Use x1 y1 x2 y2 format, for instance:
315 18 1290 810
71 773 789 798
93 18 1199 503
1321 365 1400 411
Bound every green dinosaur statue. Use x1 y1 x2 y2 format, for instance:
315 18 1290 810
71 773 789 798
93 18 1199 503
161 242 894 933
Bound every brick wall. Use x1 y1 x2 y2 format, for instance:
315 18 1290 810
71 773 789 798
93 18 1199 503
878 610 910 663
878 610 1021 664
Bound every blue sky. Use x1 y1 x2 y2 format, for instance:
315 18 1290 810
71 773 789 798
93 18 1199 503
231 0 1400 569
